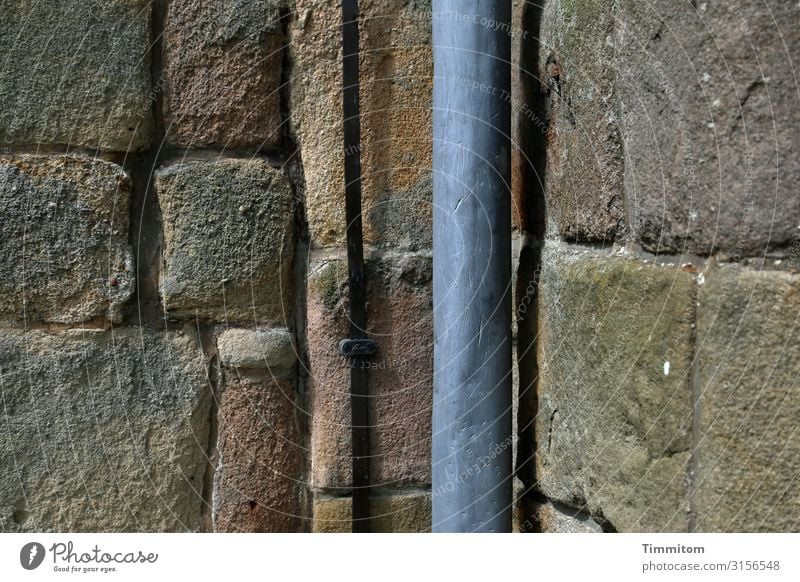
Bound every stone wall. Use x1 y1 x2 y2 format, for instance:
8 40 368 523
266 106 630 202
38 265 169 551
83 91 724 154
0 0 433 533
0 0 797 533
0 0 301 533
517 0 800 532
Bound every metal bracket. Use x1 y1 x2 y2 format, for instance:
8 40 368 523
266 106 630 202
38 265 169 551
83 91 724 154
339 338 377 358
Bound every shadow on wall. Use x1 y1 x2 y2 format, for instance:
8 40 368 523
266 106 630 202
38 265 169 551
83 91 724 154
513 0 548 531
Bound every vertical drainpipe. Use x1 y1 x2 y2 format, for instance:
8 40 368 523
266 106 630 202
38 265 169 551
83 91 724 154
432 0 513 532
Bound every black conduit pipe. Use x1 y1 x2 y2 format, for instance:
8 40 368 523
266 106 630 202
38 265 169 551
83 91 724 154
342 0 371 532
432 0 513 532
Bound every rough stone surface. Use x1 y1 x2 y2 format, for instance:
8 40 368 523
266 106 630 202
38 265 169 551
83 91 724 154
524 499 603 533
511 0 547 235
539 0 624 241
537 1 800 253
0 156 134 324
695 263 800 532
217 328 296 375
289 0 432 248
156 159 294 324
535 243 695 532
0 0 152 151
616 0 800 254
307 255 432 490
164 0 285 148
0 327 212 532
213 376 303 532
312 492 431 533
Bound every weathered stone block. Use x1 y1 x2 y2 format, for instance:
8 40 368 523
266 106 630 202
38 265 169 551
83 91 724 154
308 255 432 490
537 1 800 252
0 0 152 151
0 156 134 324
164 0 285 148
539 0 624 241
616 0 800 254
156 159 294 324
695 263 800 532
535 243 695 531
217 328 296 376
213 376 303 532
289 1 432 248
522 499 603 533
312 491 431 533
0 327 212 532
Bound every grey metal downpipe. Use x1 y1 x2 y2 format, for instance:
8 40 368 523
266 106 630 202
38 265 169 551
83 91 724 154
431 1 513 532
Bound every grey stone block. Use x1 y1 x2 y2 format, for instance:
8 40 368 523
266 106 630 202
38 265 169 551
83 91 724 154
0 0 153 151
535 243 695 531
0 155 134 324
0 327 212 532
617 0 800 254
217 328 296 375
156 159 294 324
695 263 800 532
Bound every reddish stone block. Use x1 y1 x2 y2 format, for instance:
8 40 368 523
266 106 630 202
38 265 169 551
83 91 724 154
213 375 304 532
164 0 285 148
307 255 432 490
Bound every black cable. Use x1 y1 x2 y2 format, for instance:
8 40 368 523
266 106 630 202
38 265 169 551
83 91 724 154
342 0 371 533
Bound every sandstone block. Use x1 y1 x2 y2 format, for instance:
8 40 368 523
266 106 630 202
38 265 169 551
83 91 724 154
307 255 432 490
164 0 285 148
0 155 134 324
0 327 212 532
217 328 296 376
213 376 303 532
522 499 603 533
312 491 431 533
616 0 800 254
534 243 695 531
156 159 294 324
289 1 433 248
0 0 152 151
539 0 624 241
695 263 800 532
